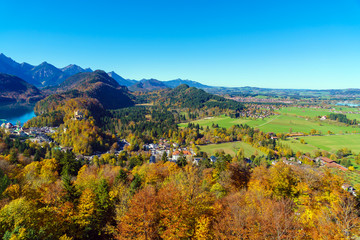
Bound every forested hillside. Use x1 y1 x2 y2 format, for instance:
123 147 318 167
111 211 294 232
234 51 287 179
0 73 43 103
160 84 244 111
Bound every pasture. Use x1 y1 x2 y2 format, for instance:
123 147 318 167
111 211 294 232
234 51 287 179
278 107 332 118
199 141 264 157
279 134 360 155
299 134 360 154
279 106 360 121
278 139 318 153
179 113 359 135
178 115 249 129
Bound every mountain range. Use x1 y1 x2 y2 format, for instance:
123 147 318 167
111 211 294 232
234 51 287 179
0 53 94 87
129 79 169 92
0 53 212 91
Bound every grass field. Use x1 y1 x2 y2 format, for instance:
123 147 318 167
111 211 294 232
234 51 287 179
179 114 359 135
280 134 360 155
247 115 358 134
280 106 360 121
299 134 360 154
183 107 360 165
278 139 319 153
199 141 264 157
179 115 250 129
346 170 360 186
279 107 332 118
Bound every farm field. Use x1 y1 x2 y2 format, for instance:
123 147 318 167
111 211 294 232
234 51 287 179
179 115 250 129
334 106 360 112
299 134 360 154
278 139 318 153
346 170 360 186
180 113 359 135
199 141 264 157
279 106 360 121
344 112 360 121
278 107 332 118
280 134 360 155
247 115 358 134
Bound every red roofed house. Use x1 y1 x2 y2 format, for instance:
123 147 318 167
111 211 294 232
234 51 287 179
316 156 348 171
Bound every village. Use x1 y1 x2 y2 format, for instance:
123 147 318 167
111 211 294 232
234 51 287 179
1 122 54 143
0 121 219 167
238 103 279 119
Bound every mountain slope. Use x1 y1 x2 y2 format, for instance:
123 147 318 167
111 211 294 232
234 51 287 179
29 62 65 87
62 64 92 76
108 71 137 87
161 84 244 110
0 73 43 103
55 70 134 109
129 79 169 92
0 54 36 85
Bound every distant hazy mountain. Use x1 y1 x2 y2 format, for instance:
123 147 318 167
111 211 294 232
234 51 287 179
0 53 93 88
56 70 134 109
0 73 43 103
0 53 36 85
30 62 66 87
128 79 169 92
62 64 92 76
163 79 212 89
108 71 137 87
0 53 216 90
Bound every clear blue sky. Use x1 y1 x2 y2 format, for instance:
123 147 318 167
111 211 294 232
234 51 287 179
1 0 360 89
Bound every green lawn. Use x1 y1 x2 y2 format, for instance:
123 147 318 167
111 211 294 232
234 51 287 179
199 141 264 157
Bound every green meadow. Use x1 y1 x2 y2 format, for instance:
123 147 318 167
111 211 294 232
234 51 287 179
300 134 360 154
279 134 360 155
249 115 358 134
183 107 360 164
278 139 319 153
179 115 249 129
346 171 360 186
179 113 359 135
199 141 264 157
279 106 360 121
278 107 332 118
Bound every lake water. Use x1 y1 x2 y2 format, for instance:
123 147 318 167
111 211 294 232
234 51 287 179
0 103 36 125
336 102 360 107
